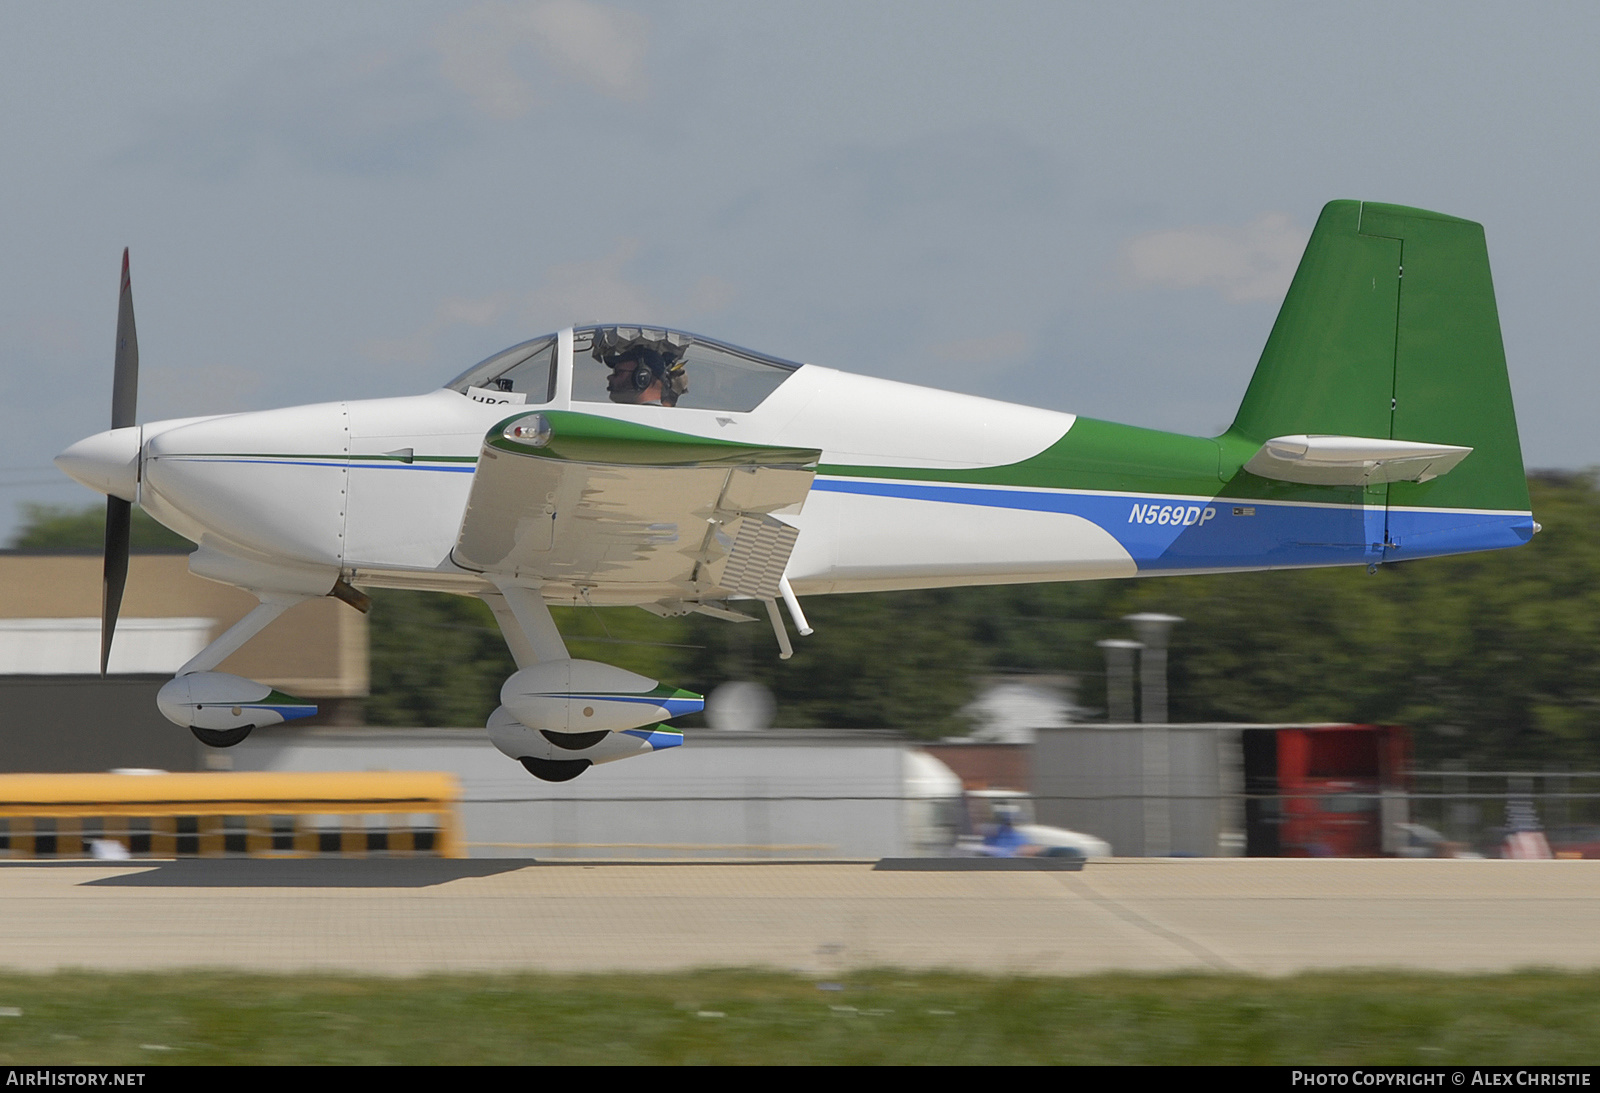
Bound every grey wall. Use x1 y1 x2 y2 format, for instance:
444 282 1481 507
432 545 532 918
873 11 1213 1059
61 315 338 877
0 675 200 773
1033 724 1245 857
227 727 936 860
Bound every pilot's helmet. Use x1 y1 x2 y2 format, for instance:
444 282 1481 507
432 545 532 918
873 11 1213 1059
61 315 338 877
594 327 690 402
644 347 689 400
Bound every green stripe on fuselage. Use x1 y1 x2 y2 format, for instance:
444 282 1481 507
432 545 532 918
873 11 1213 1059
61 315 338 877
821 418 1380 508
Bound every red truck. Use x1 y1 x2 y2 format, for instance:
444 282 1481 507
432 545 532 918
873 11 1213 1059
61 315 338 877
1243 724 1410 857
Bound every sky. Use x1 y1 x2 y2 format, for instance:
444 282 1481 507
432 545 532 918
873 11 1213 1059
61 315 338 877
4 1 1599 544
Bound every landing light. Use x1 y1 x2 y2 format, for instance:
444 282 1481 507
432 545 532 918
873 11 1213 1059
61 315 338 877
504 414 552 447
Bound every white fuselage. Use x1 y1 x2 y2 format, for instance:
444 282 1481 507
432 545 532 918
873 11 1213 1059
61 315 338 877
134 345 1138 603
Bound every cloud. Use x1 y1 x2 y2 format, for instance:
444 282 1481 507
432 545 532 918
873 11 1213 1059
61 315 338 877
16 315 85 358
361 240 671 366
928 332 1031 366
360 240 744 370
687 275 737 315
525 0 649 101
519 240 670 332
1117 212 1308 303
361 291 521 367
436 0 649 119
141 365 265 420
916 331 1034 390
819 126 1067 219
435 10 538 120
125 3 648 178
124 48 474 178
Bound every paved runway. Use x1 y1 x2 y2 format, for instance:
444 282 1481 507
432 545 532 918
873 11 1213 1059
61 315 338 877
2 858 1597 977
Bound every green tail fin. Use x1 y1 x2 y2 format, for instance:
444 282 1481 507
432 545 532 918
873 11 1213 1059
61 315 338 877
1227 200 1528 512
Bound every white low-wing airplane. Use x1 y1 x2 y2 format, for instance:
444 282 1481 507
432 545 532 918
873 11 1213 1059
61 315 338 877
57 201 1536 780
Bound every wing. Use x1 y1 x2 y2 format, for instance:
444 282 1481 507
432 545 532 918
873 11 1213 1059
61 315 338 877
452 410 819 610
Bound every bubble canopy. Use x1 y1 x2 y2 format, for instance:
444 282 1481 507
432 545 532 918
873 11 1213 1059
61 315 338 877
446 326 801 412
445 335 558 403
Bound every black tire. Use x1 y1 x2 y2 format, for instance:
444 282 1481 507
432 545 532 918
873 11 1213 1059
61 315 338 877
539 729 609 751
519 756 592 782
190 724 254 748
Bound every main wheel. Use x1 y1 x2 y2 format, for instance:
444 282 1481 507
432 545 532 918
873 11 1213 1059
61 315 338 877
190 725 254 748
539 728 609 751
519 756 592 782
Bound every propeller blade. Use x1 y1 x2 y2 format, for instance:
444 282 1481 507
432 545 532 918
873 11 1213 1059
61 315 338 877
103 251 139 674
112 248 138 429
101 496 131 676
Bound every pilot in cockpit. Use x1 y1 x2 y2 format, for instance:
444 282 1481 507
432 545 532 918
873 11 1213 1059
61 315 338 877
603 343 688 407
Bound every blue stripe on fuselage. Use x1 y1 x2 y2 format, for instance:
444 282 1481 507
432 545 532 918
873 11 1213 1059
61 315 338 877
539 694 705 718
810 477 1533 570
621 727 685 750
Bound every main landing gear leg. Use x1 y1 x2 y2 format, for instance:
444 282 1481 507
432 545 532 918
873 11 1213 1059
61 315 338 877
176 592 308 677
489 580 569 663
157 591 318 744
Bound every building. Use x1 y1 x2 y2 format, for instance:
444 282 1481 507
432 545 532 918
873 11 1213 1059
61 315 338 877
0 550 368 772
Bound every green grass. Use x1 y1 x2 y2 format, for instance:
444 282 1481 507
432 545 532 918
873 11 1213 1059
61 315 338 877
0 968 1596 1065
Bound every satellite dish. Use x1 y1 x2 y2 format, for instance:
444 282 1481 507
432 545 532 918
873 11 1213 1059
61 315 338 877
706 681 775 732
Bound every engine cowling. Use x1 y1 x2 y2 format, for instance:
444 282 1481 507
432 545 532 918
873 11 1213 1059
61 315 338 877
499 659 702 733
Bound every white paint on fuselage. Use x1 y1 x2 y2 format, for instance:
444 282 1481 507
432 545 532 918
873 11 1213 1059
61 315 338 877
587 364 1075 471
142 402 351 571
140 392 503 578
783 488 1136 595
344 391 488 571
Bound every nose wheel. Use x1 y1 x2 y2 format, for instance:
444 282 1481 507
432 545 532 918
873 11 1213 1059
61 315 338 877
190 725 254 749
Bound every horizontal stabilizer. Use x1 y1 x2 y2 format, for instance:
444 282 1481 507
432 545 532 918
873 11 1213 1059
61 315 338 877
1243 434 1472 486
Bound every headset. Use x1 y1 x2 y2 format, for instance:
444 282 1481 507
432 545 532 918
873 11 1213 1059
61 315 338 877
632 352 659 391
